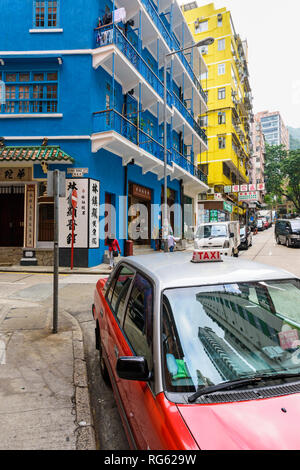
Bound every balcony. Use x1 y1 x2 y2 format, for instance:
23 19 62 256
94 24 207 147
110 0 207 106
94 23 173 115
172 147 208 186
172 93 207 148
92 109 208 191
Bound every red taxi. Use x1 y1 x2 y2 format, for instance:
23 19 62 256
93 250 300 450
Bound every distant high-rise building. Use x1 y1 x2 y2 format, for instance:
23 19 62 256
256 111 289 150
250 115 266 204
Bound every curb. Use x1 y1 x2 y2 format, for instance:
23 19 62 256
0 267 110 275
62 309 96 450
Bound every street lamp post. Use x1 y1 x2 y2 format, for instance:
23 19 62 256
162 37 215 252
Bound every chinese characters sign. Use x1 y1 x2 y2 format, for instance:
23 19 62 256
0 167 32 182
59 178 100 249
238 191 259 202
89 180 100 249
24 184 36 248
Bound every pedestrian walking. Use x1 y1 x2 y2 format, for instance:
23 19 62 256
105 234 121 269
168 233 176 253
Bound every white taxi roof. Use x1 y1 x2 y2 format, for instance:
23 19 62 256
124 252 296 290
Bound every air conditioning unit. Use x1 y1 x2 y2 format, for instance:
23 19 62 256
207 188 215 195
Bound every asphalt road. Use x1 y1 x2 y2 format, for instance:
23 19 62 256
239 226 300 277
0 229 299 450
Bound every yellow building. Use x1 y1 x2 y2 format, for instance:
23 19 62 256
182 2 254 221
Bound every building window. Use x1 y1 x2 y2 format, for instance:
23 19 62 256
218 135 226 149
183 1 197 11
199 115 208 127
218 87 226 100
218 111 226 125
223 162 231 179
34 1 59 28
1 71 58 114
218 63 225 75
200 164 209 175
217 16 223 27
195 20 208 34
218 38 226 51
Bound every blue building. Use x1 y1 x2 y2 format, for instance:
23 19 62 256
0 0 208 267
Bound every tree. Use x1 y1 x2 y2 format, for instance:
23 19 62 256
265 144 300 212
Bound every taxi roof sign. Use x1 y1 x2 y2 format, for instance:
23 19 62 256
191 250 223 263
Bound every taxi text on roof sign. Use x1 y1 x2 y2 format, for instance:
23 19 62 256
191 250 223 263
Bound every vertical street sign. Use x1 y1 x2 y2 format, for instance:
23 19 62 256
70 189 78 270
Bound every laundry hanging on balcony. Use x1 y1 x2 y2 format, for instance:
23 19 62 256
113 8 126 24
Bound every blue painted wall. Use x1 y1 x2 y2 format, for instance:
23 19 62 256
0 0 188 266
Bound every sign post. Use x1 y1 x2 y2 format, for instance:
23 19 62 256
47 170 66 334
53 170 60 334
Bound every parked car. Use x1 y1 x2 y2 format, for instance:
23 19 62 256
239 225 253 250
194 222 240 257
93 252 300 450
263 219 270 230
257 219 265 231
275 219 300 247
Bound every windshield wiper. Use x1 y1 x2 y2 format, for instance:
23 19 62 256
188 372 300 403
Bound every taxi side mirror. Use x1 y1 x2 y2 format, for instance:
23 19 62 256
116 356 152 382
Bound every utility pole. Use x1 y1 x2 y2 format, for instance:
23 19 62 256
53 169 60 334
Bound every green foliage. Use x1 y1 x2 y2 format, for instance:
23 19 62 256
265 144 300 211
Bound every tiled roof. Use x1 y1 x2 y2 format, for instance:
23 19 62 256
0 146 75 163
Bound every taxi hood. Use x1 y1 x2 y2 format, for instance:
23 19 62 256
177 393 300 450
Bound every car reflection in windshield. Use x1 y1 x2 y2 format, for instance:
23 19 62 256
162 280 300 396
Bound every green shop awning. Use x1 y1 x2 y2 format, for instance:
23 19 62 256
0 146 75 163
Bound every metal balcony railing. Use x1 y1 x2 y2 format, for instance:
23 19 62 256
172 147 208 184
93 109 207 184
173 93 207 145
95 23 173 107
93 109 172 165
140 0 207 103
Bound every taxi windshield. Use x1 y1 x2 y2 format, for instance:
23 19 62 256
197 225 227 239
162 279 300 393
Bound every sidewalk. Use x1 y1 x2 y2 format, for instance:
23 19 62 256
0 244 195 275
0 263 112 275
0 301 96 450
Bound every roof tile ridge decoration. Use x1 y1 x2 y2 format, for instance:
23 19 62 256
0 145 75 163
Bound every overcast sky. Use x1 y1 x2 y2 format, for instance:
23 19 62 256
182 0 300 129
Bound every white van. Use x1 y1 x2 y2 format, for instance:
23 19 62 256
194 221 240 257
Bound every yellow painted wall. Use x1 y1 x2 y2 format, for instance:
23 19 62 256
183 3 251 189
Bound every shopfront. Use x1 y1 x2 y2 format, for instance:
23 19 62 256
128 182 152 245
0 145 74 266
198 200 232 224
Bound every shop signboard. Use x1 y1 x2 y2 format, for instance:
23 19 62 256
24 184 36 248
238 191 259 202
210 210 219 222
257 183 265 191
0 167 32 182
223 201 233 213
89 179 100 249
59 178 100 249
224 186 232 194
